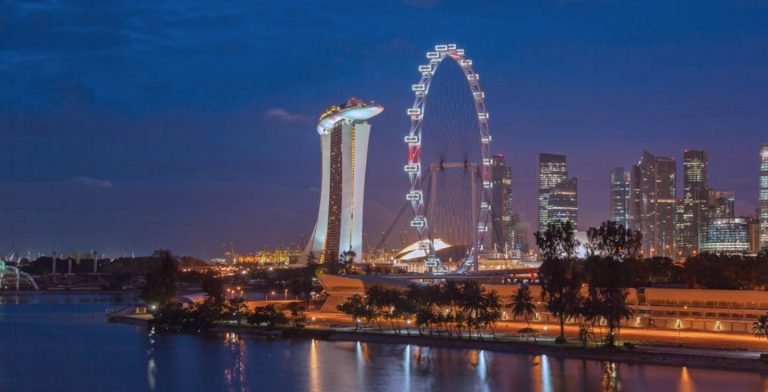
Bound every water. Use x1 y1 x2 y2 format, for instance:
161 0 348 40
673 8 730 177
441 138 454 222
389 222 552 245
1 294 766 391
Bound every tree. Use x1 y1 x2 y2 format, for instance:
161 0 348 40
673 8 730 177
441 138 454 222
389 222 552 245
223 298 249 325
201 271 225 304
753 315 768 341
511 285 536 331
536 221 579 260
285 302 307 327
479 289 502 339
248 304 288 329
139 250 179 306
586 221 642 260
337 294 373 331
535 221 582 343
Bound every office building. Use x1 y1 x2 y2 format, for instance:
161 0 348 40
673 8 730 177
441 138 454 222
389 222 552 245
547 177 578 229
537 153 568 233
680 150 708 256
631 151 676 257
609 167 631 227
700 218 750 255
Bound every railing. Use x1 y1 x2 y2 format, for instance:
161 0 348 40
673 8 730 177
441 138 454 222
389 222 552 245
105 304 134 317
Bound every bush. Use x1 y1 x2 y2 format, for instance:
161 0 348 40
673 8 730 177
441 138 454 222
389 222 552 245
623 342 635 350
554 336 567 344
760 353 768 360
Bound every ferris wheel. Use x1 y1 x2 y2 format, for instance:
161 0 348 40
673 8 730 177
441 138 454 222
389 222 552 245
404 44 493 273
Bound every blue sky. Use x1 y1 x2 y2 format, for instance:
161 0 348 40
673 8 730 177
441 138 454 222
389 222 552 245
1 0 767 258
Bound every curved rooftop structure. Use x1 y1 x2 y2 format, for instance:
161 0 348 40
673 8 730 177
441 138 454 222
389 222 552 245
317 98 383 134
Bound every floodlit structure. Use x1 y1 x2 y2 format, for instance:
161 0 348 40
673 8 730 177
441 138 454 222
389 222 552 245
301 98 383 263
404 44 493 273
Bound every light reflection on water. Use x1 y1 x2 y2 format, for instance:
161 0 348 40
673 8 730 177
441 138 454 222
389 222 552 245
1 294 768 392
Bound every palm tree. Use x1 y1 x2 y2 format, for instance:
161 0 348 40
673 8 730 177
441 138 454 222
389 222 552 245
512 285 537 342
753 314 768 340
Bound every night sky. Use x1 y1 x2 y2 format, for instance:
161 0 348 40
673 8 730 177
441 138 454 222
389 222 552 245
2 1 767 258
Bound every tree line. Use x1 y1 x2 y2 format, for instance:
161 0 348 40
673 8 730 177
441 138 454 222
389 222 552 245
337 280 502 339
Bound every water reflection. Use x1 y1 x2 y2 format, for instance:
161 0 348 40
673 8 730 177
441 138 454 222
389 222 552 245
308 339 320 392
146 327 157 391
3 296 768 392
223 332 247 392
679 366 692 392
601 362 619 392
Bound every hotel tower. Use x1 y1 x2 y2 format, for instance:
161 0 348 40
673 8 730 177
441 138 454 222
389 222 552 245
301 98 383 264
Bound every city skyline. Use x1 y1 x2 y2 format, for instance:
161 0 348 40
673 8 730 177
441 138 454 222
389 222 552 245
2 1 768 257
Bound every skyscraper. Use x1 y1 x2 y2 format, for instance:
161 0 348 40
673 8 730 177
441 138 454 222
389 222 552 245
609 167 630 227
680 150 708 256
490 154 512 252
302 99 383 263
537 153 568 233
631 151 676 257
761 145 768 251
547 177 578 229
708 190 735 219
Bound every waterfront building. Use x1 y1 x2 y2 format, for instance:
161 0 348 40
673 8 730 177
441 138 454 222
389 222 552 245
680 150 708 256
301 98 383 263
490 154 512 252
537 153 568 233
546 177 578 229
609 167 630 227
700 217 750 255
631 151 676 257
760 145 768 251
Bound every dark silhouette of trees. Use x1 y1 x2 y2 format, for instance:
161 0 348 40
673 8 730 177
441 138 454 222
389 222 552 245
139 250 179 306
583 221 641 347
586 220 642 260
337 282 502 339
535 221 582 343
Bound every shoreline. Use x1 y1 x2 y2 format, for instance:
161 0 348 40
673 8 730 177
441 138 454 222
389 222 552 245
109 315 768 373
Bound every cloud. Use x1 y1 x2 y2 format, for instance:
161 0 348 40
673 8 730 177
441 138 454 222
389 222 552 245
263 108 311 124
70 176 113 189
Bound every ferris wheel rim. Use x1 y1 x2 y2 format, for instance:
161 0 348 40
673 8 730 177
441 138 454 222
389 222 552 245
404 44 493 270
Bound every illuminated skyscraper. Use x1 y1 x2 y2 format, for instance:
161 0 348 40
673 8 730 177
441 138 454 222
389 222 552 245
490 154 512 251
537 153 568 233
301 98 383 263
761 145 768 251
609 167 630 227
631 151 676 257
680 150 708 256
547 177 578 229
700 218 749 255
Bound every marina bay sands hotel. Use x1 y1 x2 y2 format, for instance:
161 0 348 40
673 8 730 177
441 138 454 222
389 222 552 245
301 98 383 263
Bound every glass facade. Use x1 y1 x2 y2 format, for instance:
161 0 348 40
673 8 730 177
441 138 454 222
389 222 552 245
681 150 708 256
537 153 568 233
547 177 578 229
490 154 512 252
700 218 749 255
761 145 768 251
609 167 630 227
631 151 677 257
